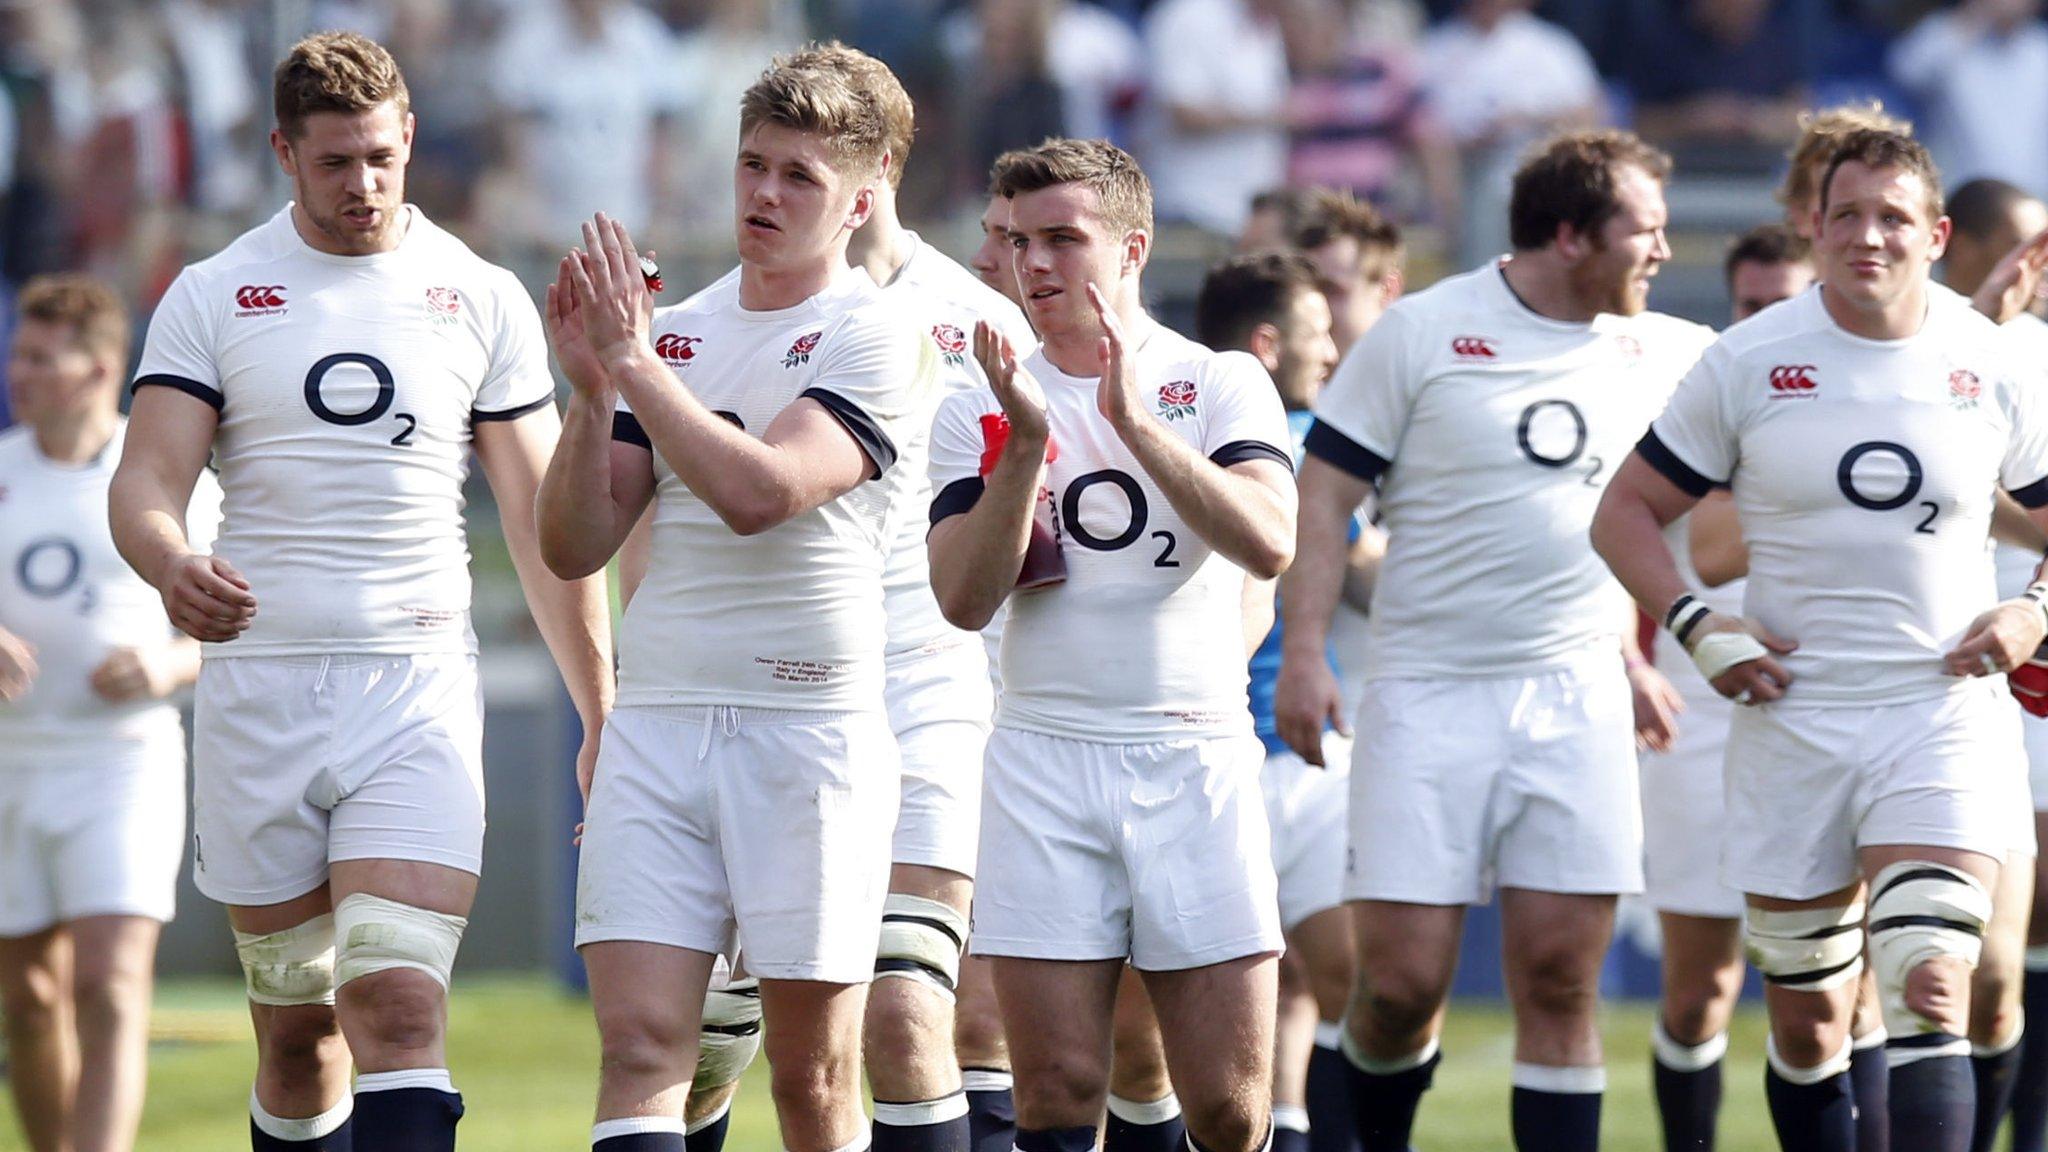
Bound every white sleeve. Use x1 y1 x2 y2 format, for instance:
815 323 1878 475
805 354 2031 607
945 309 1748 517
2002 367 2048 506
1145 3 1214 107
1641 340 1741 495
1197 351 1292 469
927 390 993 525
1889 15 1960 91
473 271 557 420
185 468 225 554
133 268 224 411
1305 308 1420 479
802 313 936 479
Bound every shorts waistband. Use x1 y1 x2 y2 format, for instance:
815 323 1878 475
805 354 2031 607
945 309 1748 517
619 704 869 727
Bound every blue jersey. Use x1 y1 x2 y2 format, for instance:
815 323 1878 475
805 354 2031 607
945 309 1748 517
1247 410 1359 753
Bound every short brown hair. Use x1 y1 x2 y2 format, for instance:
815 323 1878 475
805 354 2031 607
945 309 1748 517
1509 129 1672 252
1293 189 1404 282
1777 101 1912 212
1723 223 1812 287
16 274 129 364
992 138 1153 237
740 52 888 179
1195 251 1321 352
785 42 914 188
273 31 409 140
1820 128 1943 219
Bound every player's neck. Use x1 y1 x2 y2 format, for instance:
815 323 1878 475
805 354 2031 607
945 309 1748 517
739 250 847 312
848 205 914 289
1041 297 1154 378
32 406 117 465
290 202 409 257
1821 279 1929 341
1499 253 1597 323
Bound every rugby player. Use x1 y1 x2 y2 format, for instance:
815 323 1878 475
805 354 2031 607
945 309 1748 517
535 50 931 1152
926 137 1296 1152
1593 128 2048 1152
0 276 217 1152
1777 103 1912 242
109 32 613 1152
1289 190 1404 354
1284 129 1712 1152
1639 224 1812 1152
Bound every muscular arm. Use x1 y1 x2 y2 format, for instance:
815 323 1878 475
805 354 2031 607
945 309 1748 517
535 386 655 579
1590 453 1702 619
109 388 255 641
927 425 1046 632
1339 521 1385 613
1118 415 1295 579
1272 456 1373 764
1995 491 2048 554
475 408 616 728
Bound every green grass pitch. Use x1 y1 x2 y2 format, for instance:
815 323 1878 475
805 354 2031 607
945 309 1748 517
0 976 1786 1150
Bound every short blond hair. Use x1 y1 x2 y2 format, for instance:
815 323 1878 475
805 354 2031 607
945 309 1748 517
992 138 1153 237
740 51 888 179
15 274 129 364
1293 189 1403 282
1777 101 1912 211
274 31 409 140
783 42 914 188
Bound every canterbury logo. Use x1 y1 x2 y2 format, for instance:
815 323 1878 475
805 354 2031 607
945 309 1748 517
655 334 701 362
1452 336 1496 359
1769 364 1818 391
235 285 286 309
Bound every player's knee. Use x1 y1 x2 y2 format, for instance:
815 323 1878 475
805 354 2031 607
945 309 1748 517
1356 972 1447 1041
1182 1094 1263 1152
257 1005 346 1081
953 998 1007 1068
0 957 62 1022
1020 1052 1112 1121
1514 946 1601 1021
599 1009 697 1085
70 958 148 1023
694 977 762 1094
1869 861 1991 1041
234 913 338 1009
338 968 444 1055
865 981 953 1087
768 1050 858 1118
876 894 967 1003
1301 952 1355 1022
1662 972 1740 1045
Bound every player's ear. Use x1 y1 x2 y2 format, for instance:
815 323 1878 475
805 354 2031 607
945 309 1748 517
847 183 877 232
1123 228 1150 276
1380 266 1405 305
269 128 294 176
1248 322 1283 372
1554 222 1587 263
1928 215 1953 263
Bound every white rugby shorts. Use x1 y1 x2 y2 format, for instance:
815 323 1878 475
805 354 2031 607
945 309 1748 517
1640 690 1745 920
1345 652 1643 905
885 636 993 878
2023 705 2048 813
190 654 485 906
575 705 899 983
1724 681 2027 901
1262 736 1351 932
0 734 187 935
972 727 1282 970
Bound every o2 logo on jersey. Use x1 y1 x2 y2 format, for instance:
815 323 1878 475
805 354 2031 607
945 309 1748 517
931 324 967 368
304 352 418 447
1769 364 1819 397
655 334 702 364
424 287 462 327
1157 380 1198 422
783 330 822 369
1452 336 1497 360
16 538 90 613
1837 440 1939 534
1514 398 1605 487
1062 470 1182 569
234 285 288 317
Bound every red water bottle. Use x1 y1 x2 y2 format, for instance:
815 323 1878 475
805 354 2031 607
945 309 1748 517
978 413 1065 589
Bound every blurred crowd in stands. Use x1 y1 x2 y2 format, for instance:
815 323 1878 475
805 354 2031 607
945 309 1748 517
0 0 2041 338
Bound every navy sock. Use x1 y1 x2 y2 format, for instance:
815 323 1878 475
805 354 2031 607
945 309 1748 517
1650 1028 1724 1152
250 1116 353 1151
1851 1035 1890 1152
1509 1083 1602 1152
962 1069 1015 1152
2018 971 2048 1152
1972 1038 2024 1152
1764 1065 1855 1152
1342 1044 1437 1152
684 1108 729 1152
1272 1105 1310 1152
596 1136 686 1152
249 1092 353 1151
1305 1036 1359 1152
1104 1095 1186 1152
1889 1045 1976 1152
874 1093 971 1152
1016 1126 1099 1152
352 1086 463 1152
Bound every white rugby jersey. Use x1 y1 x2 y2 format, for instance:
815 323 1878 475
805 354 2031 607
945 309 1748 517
927 323 1292 741
1994 312 2048 596
1645 285 2048 705
133 204 557 657
617 268 934 710
1307 262 1715 679
0 424 220 753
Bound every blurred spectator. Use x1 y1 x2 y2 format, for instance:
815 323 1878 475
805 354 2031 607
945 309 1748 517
1282 0 1459 228
1420 0 1600 265
1773 100 1911 236
958 0 1068 188
1140 0 1291 235
941 0 1143 162
66 5 183 305
1890 0 2048 197
485 0 686 249
1626 0 1813 150
662 0 807 234
384 0 512 230
1237 185 1317 252
160 0 261 220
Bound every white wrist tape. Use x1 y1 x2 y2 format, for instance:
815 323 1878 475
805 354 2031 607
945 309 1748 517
1691 630 1770 681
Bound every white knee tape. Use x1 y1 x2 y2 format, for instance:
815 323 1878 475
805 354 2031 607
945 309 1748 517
876 894 968 997
1744 902 1866 992
234 914 338 1007
332 893 466 991
695 975 762 1090
1869 861 1991 1039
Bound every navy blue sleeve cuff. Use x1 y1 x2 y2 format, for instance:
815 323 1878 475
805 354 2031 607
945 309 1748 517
474 394 554 423
612 411 651 450
929 477 984 526
1209 440 1293 470
1303 420 1389 483
2012 474 2048 509
1635 429 1719 498
801 387 898 479
133 373 223 412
